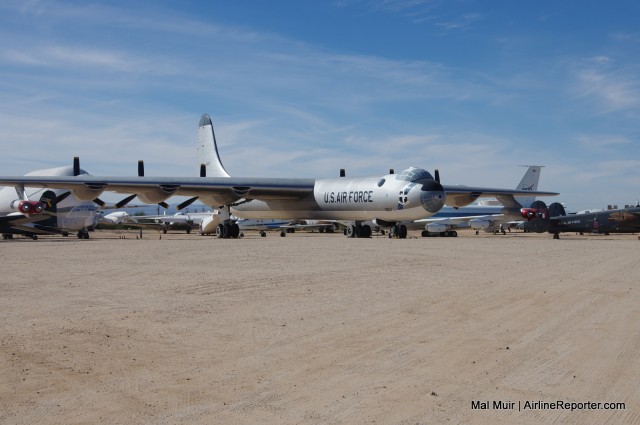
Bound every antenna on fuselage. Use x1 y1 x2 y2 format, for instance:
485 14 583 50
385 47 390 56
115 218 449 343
340 169 345 177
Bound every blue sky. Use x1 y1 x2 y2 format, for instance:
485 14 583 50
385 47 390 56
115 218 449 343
1 0 639 210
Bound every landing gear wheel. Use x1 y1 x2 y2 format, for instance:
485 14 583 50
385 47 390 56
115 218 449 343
230 223 240 238
260 231 267 237
398 224 408 239
216 224 224 238
346 225 356 238
221 223 231 238
31 235 38 240
280 230 287 237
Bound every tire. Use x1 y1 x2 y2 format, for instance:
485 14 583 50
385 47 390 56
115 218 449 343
231 223 240 238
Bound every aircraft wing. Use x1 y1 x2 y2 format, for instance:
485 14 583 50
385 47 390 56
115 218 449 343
0 214 49 226
0 175 316 207
441 185 557 208
0 213 56 235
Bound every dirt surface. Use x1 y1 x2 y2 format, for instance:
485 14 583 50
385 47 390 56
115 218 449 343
1 228 639 424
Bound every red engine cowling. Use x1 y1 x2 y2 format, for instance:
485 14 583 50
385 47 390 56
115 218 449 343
520 208 547 220
520 208 546 220
16 200 45 216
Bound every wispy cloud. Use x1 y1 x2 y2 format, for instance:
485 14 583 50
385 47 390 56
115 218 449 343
569 56 640 114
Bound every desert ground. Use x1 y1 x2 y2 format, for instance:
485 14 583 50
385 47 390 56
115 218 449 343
1 228 639 424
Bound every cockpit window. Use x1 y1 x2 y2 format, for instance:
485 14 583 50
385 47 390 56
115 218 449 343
395 167 433 183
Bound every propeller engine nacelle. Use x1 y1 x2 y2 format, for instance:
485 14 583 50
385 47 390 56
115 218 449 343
71 185 107 202
12 200 46 216
521 200 551 233
520 207 547 220
136 186 180 204
419 180 446 213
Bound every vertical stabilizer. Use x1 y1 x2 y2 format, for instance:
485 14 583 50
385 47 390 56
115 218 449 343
197 114 231 178
515 165 543 208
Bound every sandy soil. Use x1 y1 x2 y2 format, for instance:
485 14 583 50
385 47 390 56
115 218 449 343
1 228 639 424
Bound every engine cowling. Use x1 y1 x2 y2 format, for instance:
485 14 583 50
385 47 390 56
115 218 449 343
12 200 45 216
71 184 107 202
136 186 180 204
469 219 491 230
426 223 448 233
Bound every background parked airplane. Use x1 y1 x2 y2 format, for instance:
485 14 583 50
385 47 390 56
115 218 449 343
413 165 544 237
523 201 640 239
0 166 99 239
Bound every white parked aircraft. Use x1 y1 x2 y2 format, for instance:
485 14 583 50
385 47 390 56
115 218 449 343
0 166 99 239
0 114 558 239
415 165 544 237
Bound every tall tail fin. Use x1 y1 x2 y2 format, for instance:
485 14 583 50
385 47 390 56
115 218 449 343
197 114 231 178
515 165 543 208
548 202 566 217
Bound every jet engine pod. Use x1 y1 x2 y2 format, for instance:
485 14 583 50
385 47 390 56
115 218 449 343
15 200 45 215
522 200 550 233
419 180 446 213
426 222 447 233
469 219 491 230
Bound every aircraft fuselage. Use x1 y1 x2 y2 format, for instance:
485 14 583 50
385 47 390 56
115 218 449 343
551 208 640 234
232 173 443 222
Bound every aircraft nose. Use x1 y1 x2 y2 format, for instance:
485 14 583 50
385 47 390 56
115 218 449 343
419 180 446 213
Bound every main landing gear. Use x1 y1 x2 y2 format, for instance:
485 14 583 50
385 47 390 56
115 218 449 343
216 221 240 239
345 224 372 238
421 230 458 237
388 224 408 239
77 230 89 239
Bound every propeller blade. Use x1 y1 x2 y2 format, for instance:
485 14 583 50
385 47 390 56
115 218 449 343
138 160 144 177
73 157 80 176
200 163 206 177
434 169 440 183
93 198 106 207
158 202 169 209
115 194 137 209
53 191 71 205
177 196 199 211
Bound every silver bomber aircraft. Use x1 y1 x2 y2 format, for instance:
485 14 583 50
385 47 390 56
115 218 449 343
0 114 558 239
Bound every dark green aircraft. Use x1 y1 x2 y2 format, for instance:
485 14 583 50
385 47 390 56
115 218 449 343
522 201 640 239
